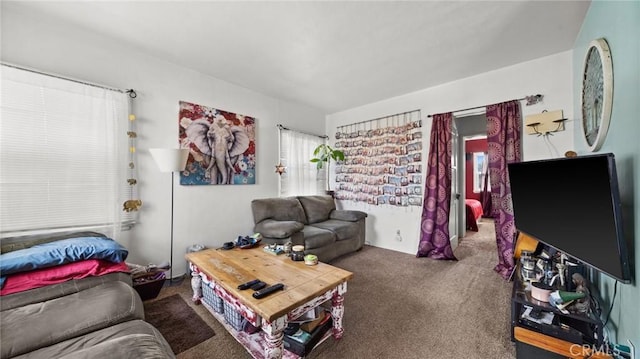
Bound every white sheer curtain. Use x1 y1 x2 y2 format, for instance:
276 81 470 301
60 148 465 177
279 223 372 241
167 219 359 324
279 128 326 197
0 65 130 238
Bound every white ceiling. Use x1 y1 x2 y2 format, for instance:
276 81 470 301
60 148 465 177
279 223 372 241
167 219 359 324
3 1 591 113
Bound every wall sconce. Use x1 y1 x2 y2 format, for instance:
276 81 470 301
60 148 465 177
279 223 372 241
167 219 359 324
525 110 567 136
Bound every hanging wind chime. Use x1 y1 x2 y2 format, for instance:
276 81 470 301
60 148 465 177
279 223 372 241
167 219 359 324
123 89 143 212
274 124 286 175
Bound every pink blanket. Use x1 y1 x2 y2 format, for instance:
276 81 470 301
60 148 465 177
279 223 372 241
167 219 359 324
1 259 129 296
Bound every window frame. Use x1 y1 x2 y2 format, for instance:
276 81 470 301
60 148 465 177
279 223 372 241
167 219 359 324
472 152 489 193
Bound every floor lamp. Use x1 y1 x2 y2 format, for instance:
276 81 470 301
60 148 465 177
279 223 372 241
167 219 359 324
149 148 189 283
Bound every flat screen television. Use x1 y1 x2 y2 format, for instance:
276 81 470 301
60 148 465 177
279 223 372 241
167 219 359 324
508 153 631 283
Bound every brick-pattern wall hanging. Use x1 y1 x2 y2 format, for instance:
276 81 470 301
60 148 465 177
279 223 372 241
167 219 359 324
334 110 423 207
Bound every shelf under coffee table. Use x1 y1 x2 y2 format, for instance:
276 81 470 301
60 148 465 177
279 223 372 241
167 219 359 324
185 247 353 359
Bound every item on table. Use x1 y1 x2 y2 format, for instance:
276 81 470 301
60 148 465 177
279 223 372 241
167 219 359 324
291 245 305 261
250 281 267 291
263 244 285 255
304 254 318 266
252 283 284 299
238 279 261 290
284 242 293 254
236 235 262 249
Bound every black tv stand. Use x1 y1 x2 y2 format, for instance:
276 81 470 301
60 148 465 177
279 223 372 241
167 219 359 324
510 261 607 358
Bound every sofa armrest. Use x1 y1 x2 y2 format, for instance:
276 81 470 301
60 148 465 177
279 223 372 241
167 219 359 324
329 210 367 222
254 219 304 239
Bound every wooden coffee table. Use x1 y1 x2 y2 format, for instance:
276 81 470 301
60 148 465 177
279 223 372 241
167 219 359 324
185 247 353 359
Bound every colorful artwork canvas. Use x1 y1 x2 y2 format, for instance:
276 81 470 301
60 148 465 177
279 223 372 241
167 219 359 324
178 101 256 185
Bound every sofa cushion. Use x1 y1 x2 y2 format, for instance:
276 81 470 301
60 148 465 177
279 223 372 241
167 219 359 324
330 210 368 222
1 272 132 312
1 231 107 254
254 219 304 239
13 320 174 359
251 197 307 224
302 226 336 250
297 196 336 224
1 280 144 358
1 259 130 296
0 236 128 281
58 334 171 359
310 219 361 241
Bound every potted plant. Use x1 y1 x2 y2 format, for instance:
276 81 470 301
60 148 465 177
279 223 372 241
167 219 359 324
310 144 345 195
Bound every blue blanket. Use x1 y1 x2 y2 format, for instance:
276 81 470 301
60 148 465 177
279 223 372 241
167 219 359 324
0 236 128 288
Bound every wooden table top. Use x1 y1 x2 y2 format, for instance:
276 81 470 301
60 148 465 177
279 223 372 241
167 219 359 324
185 247 353 321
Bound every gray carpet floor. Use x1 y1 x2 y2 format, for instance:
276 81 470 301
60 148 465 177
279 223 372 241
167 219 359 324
156 218 516 358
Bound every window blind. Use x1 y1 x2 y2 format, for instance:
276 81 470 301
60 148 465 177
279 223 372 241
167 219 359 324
0 66 131 238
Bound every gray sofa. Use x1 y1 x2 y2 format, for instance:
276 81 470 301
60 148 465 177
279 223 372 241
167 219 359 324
0 233 174 359
251 195 367 263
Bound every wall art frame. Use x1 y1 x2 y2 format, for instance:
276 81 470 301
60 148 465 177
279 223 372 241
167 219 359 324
178 101 256 185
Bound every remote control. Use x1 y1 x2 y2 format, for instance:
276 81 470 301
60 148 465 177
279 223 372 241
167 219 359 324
251 281 267 291
252 283 285 299
238 279 261 290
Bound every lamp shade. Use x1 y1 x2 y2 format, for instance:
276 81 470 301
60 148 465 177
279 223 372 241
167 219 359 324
149 148 189 173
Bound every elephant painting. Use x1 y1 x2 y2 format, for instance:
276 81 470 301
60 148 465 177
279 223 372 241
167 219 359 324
185 119 251 184
179 101 256 185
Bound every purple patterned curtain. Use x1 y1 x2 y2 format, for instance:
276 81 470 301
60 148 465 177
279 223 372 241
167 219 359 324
417 113 456 260
486 101 521 279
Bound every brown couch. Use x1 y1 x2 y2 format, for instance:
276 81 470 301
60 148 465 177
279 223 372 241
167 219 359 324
251 195 367 263
0 232 174 359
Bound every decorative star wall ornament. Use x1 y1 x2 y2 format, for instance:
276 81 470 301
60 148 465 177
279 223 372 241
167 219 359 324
274 163 286 175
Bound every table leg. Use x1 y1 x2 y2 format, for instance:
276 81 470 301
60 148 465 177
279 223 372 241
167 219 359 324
190 265 202 305
262 316 287 359
331 282 347 339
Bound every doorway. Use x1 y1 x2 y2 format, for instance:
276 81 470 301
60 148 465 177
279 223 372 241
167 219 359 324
452 113 488 239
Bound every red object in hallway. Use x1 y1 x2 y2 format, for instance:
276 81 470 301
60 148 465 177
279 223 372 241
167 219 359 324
465 199 483 231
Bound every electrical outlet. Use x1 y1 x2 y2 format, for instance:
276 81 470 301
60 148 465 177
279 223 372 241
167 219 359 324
395 230 402 241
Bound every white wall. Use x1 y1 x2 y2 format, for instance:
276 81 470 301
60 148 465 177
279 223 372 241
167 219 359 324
1 6 325 276
327 51 575 256
572 1 640 345
1 5 577 268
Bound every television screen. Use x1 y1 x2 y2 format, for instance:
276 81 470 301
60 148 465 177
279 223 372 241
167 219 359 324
508 153 631 283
